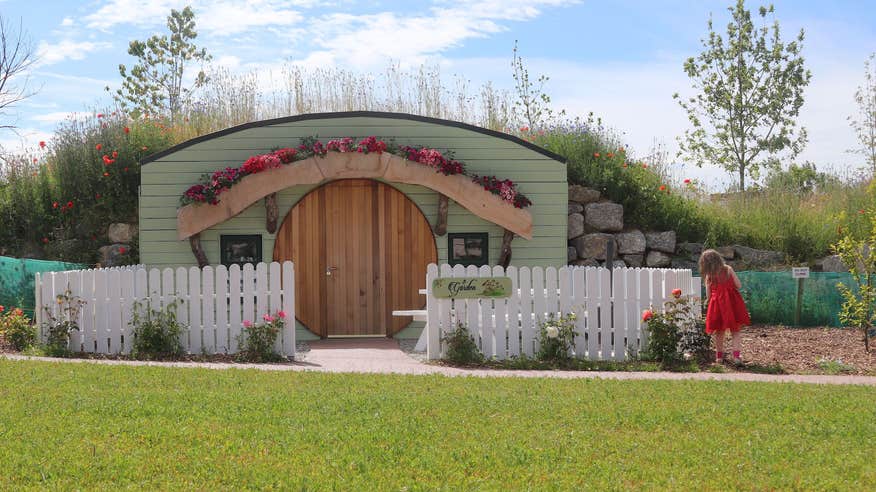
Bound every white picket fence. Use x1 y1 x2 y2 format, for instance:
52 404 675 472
426 264 701 361
35 262 295 356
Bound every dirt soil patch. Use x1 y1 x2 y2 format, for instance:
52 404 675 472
738 325 876 375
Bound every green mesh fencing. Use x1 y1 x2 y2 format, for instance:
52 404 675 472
735 271 872 328
0 256 87 319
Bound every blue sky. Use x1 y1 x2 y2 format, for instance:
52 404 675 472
2 0 875 188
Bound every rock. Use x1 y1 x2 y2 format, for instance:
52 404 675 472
677 242 703 256
108 223 138 243
733 245 785 267
671 258 699 271
99 243 130 267
568 246 578 263
645 231 676 254
715 246 735 260
568 213 585 239
615 229 646 255
572 233 616 260
817 255 849 273
569 185 600 204
622 254 644 267
646 251 672 268
612 260 627 269
568 201 584 214
584 202 623 232
573 258 599 267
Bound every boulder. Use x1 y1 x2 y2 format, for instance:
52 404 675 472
671 258 699 271
567 247 578 263
99 243 130 267
108 223 138 243
646 251 672 268
645 231 676 254
568 213 585 239
573 233 616 260
568 201 584 214
622 254 644 267
615 230 646 255
573 258 599 267
733 245 784 267
584 202 623 232
715 246 735 260
677 242 703 256
569 185 600 204
817 255 849 273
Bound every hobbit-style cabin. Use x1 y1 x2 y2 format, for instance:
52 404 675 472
139 111 567 340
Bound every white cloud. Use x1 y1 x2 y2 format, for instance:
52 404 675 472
60 17 74 27
30 111 90 124
35 40 112 67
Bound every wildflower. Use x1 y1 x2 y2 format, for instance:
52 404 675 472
119 247 126 254
102 155 115 165
859 209 866 215
42 237 49 244
103 172 109 177
672 288 682 298
593 152 601 158
0 305 4 313
95 193 101 199
659 185 666 191
52 201 58 209
33 158 37 163
618 147 625 153
124 126 130 134
545 325 559 339
123 167 128 172
96 144 102 151
263 313 274 323
607 152 615 158
642 163 648 168
622 162 628 168
66 201 73 209
277 310 287 319
683 178 691 184
13 308 22 316
112 151 118 158
520 126 529 132
243 320 253 328
39 141 46 148
97 113 104 118
141 146 148 151
642 309 653 322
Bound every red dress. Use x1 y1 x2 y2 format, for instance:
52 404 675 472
705 269 751 334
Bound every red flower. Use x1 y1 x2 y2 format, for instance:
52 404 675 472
141 146 148 151
112 150 118 158
66 201 73 209
52 201 58 209
102 155 115 165
593 152 601 158
0 305 4 313
95 193 101 199
622 162 628 168
32 158 38 163
642 163 648 169
607 152 615 158
119 247 126 254
671 288 682 298
124 126 130 134
103 172 109 177
659 185 666 191
123 167 128 172
520 126 529 132
683 178 691 184
42 237 49 244
96 144 102 151
13 308 22 316
97 113 104 118
642 309 653 322
39 141 46 148
859 209 866 215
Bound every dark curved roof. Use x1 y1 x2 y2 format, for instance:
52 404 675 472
140 111 567 164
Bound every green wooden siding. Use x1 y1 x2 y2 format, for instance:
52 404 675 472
140 115 567 339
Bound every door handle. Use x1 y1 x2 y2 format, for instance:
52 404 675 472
326 266 338 276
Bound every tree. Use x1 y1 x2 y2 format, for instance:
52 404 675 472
764 161 839 194
849 53 876 175
0 16 37 132
511 41 558 131
674 1 811 191
113 6 210 122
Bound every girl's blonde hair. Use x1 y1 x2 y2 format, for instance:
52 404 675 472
699 249 726 282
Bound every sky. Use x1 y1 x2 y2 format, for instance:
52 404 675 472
1 0 875 189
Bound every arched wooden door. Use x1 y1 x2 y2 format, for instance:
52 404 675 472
273 179 437 337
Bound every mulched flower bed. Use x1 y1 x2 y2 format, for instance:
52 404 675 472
735 325 876 375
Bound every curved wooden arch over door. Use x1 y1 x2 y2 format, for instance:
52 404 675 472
177 152 533 241
273 179 437 337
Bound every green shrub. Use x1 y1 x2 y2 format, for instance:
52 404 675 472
0 306 36 351
40 290 86 357
237 312 285 363
130 299 186 359
536 312 578 363
642 292 709 367
441 322 483 365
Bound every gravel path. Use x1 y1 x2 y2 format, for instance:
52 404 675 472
3 338 876 386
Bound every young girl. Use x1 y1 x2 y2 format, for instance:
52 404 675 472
699 249 751 364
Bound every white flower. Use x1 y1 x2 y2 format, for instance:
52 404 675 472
545 325 559 339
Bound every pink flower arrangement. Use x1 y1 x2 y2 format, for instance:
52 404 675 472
243 320 253 328
263 314 274 323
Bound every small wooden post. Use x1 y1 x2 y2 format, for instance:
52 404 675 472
434 194 449 236
795 277 804 326
498 229 514 268
265 192 279 234
189 233 209 268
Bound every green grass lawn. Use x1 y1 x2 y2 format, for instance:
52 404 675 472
0 360 874 490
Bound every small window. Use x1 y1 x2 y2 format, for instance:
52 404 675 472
448 232 489 267
220 234 262 267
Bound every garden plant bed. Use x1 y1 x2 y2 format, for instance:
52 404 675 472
735 325 876 375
